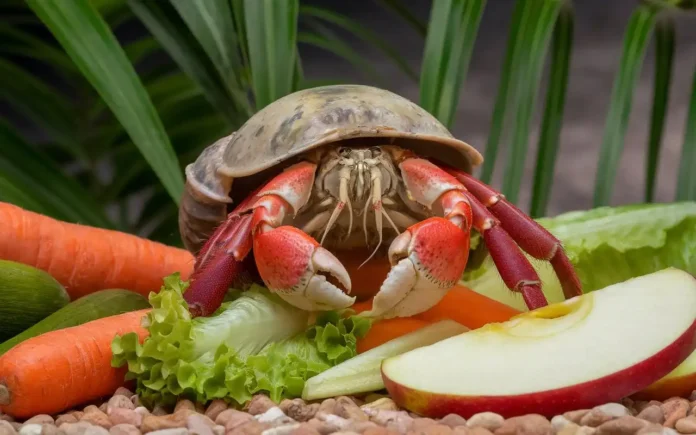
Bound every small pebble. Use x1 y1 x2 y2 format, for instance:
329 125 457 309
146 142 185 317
439 414 467 428
109 424 142 435
495 414 553 435
280 399 319 422
187 413 216 435
246 395 277 415
0 420 16 435
212 426 224 435
56 414 79 426
551 415 575 432
580 410 615 428
594 403 630 418
215 409 252 431
289 422 321 435
140 414 187 433
81 410 113 429
108 408 142 427
556 422 582 435
23 415 53 426
465 412 504 432
637 405 665 425
59 421 109 435
564 410 591 424
107 396 135 414
361 398 399 412
318 399 337 416
675 415 696 434
146 430 188 435
663 398 690 428
113 387 134 398
335 396 368 422
204 400 228 422
173 400 195 414
41 424 58 435
594 416 648 435
17 424 41 435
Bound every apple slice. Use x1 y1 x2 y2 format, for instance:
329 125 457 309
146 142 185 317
631 349 696 401
381 268 696 419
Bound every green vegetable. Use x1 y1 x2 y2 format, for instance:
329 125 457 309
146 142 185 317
465 202 696 310
0 260 70 341
302 319 468 401
111 274 371 408
0 288 149 355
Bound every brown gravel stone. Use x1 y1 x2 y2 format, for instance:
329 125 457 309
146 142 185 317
594 404 631 418
203 400 227 422
140 413 187 433
675 415 696 434
580 410 615 428
41 424 59 435
289 422 322 435
336 397 368 422
56 414 79 426
594 416 648 435
245 395 277 415
23 415 54 425
361 399 399 412
350 421 380 433
215 409 252 431
100 404 109 414
109 424 142 435
107 396 135 414
186 414 215 435
173 400 195 414
108 409 142 427
439 414 467 429
318 399 337 416
0 421 16 435
280 399 319 422
465 413 504 432
84 406 102 415
363 410 414 433
59 421 110 435
663 399 690 428
494 414 553 435
410 418 438 431
564 410 592 424
150 406 169 417
637 425 679 435
113 387 134 398
637 405 665 425
227 420 272 435
363 428 400 435
82 410 113 429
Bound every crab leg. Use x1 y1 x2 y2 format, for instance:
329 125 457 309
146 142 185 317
366 158 476 319
442 165 583 301
184 161 354 317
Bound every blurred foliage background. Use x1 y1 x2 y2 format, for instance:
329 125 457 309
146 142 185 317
0 0 694 249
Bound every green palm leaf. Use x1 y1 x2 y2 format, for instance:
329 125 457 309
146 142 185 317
25 0 184 204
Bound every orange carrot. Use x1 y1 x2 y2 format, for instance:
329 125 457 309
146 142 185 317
0 309 151 419
413 284 521 329
350 284 521 331
357 317 432 353
0 202 194 299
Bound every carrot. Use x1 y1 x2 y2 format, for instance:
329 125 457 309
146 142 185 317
350 284 521 331
0 309 151 419
0 202 194 299
357 317 432 353
413 284 521 329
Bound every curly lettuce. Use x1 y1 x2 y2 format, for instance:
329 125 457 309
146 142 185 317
111 274 371 408
464 202 696 311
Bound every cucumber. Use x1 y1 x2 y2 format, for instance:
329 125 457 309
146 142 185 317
0 288 150 355
0 260 70 341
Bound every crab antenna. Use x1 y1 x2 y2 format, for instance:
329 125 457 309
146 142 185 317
320 167 351 245
359 167 384 269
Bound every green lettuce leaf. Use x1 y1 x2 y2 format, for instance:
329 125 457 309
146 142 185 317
111 274 371 408
464 202 696 311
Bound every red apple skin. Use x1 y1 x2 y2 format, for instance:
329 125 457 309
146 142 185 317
382 318 696 419
630 359 696 401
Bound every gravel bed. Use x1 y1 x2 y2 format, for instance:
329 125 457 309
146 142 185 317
2 388 696 435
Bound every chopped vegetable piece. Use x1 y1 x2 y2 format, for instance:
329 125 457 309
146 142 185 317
302 320 468 401
0 202 194 299
0 309 150 419
111 274 371 408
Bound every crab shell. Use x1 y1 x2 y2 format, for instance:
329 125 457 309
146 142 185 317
179 84 484 254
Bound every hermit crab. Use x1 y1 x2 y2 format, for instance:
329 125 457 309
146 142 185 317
178 84 582 318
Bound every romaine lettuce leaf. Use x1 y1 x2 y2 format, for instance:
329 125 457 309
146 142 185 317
111 274 371 408
464 202 696 311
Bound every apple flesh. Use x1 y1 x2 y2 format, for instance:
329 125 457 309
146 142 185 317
381 268 696 419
